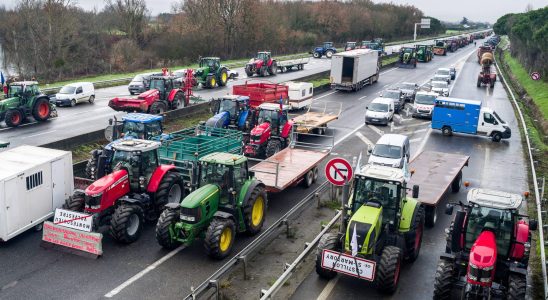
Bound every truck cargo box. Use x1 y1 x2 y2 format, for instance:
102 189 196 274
0 146 73 241
330 49 379 91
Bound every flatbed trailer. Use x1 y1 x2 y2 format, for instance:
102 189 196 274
408 151 469 227
292 101 341 135
277 58 309 73
250 133 332 192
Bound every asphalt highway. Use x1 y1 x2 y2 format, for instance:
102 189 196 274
0 38 497 300
0 33 483 148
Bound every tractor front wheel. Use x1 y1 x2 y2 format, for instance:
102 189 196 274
404 205 425 262
155 172 184 213
32 98 51 121
5 109 23 127
265 139 282 158
315 233 341 279
204 217 236 259
375 246 402 294
269 62 278 75
110 204 144 244
219 69 229 86
206 75 216 88
433 258 455 300
243 185 268 235
155 208 182 250
63 192 85 212
508 273 526 300
313 52 321 58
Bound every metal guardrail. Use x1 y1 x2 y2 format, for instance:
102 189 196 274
184 181 330 300
42 77 133 94
494 47 548 299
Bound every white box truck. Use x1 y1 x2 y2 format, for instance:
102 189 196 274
0 145 73 241
330 49 379 91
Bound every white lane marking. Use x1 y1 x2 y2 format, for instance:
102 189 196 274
448 48 476 95
410 137 422 143
355 131 374 149
104 245 185 298
315 91 338 101
316 277 339 300
23 130 57 139
411 127 432 160
358 95 367 100
392 121 430 130
380 67 398 75
367 124 384 136
334 123 365 146
413 128 428 134
480 147 491 185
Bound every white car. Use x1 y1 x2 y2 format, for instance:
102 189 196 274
432 74 450 85
368 134 410 168
435 68 452 83
365 97 394 125
54 82 95 107
431 81 449 97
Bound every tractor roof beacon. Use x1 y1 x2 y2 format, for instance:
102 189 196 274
315 163 424 294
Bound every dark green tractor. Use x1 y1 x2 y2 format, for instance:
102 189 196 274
315 164 424 294
155 152 267 259
415 45 433 62
0 81 55 127
397 47 418 69
195 57 231 89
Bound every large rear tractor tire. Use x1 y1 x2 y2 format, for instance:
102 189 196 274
433 258 455 300
172 92 184 109
265 139 281 158
155 172 184 213
245 66 254 77
110 204 144 244
315 233 341 279
63 192 85 212
219 68 229 86
404 205 425 262
155 208 182 250
242 185 268 235
508 273 526 300
204 217 236 259
375 246 402 294
5 109 23 127
150 101 167 114
325 50 334 58
32 98 51 121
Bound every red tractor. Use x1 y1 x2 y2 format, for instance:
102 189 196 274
433 188 537 300
245 51 277 77
244 103 293 158
109 70 195 114
477 53 497 88
477 46 493 64
65 139 184 243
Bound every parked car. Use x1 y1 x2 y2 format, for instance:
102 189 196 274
367 134 410 168
412 91 438 119
398 82 419 102
432 74 450 85
435 68 452 82
128 72 162 95
381 89 405 113
449 66 456 80
431 81 449 96
53 82 95 107
365 97 394 125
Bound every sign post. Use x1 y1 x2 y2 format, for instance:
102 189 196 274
414 18 431 41
325 157 353 234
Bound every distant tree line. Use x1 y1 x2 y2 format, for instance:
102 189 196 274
494 7 548 81
0 0 446 83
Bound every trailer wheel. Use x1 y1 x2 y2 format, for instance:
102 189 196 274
303 169 315 188
155 208 182 250
110 204 144 244
265 139 281 158
492 132 502 142
315 233 341 279
280 66 286 73
442 126 452 136
405 205 425 262
451 171 462 193
313 167 319 183
5 109 23 127
204 217 236 259
64 192 85 212
508 273 526 300
375 246 402 294
433 258 455 300
243 185 267 235
425 205 437 227
32 98 51 121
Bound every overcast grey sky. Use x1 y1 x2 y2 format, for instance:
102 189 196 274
1 0 546 23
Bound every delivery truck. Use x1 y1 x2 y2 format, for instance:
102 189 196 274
330 49 379 91
431 97 511 142
0 145 73 241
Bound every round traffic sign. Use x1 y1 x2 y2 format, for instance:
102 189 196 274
325 158 353 186
531 72 541 81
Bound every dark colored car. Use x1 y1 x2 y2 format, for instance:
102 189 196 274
449 67 456 80
398 82 419 102
381 89 405 113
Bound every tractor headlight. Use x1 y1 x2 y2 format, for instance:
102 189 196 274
85 192 102 209
180 215 195 222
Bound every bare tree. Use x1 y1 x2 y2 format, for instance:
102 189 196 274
105 0 149 44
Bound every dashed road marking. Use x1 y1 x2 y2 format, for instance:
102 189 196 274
355 131 374 149
316 277 339 300
23 130 57 139
367 124 384 136
410 137 422 143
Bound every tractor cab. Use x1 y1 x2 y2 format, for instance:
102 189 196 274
199 57 221 70
323 42 333 49
149 75 181 100
345 42 357 51
256 52 272 62
256 103 289 134
198 153 249 204
7 81 40 100
207 95 251 129
110 139 161 191
106 113 164 142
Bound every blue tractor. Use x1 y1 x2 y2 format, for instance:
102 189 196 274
85 113 168 179
311 42 337 59
206 95 254 131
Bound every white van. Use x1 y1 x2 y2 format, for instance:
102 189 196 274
368 134 410 168
54 82 95 107
283 81 314 110
412 91 438 119
365 97 394 125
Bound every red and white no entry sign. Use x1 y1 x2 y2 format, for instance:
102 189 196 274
325 157 353 186
530 72 541 81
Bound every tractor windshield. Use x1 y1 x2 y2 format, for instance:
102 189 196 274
200 163 231 192
257 52 269 61
149 79 166 92
415 93 436 105
111 150 139 176
122 122 146 139
8 85 24 98
200 58 218 68
258 109 283 127
352 177 400 223
219 99 237 116
324 42 333 48
465 205 513 257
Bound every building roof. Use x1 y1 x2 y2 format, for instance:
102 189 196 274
111 139 160 152
357 164 405 183
200 152 247 165
0 145 70 181
467 188 523 210
122 113 163 124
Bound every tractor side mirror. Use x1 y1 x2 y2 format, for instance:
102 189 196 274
445 204 454 215
529 219 538 231
412 185 419 198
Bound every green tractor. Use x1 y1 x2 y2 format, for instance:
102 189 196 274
396 47 418 69
315 164 424 293
0 81 55 127
155 152 267 259
194 57 232 89
415 44 433 62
